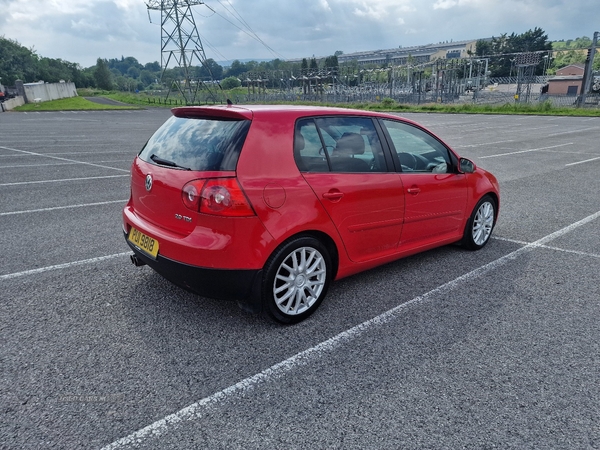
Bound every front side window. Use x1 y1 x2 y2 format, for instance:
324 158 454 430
294 116 387 173
381 120 452 174
139 116 251 171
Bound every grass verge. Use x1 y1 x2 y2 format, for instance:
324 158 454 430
12 90 600 117
13 96 142 112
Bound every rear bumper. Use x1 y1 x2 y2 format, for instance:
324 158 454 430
125 236 263 313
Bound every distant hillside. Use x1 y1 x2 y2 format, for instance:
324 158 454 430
216 58 272 68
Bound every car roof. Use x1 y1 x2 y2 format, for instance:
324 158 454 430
171 104 415 124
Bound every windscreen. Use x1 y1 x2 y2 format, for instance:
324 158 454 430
139 116 251 171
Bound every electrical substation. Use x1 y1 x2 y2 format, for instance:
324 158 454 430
145 1 599 107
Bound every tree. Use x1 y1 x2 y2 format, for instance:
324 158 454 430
573 36 592 49
140 70 155 86
475 39 492 56
226 60 247 77
244 60 258 72
127 66 140 79
94 58 113 90
323 55 339 69
114 75 128 91
0 36 91 85
0 37 40 83
144 61 161 72
476 28 552 77
270 58 285 70
220 76 241 89
196 58 223 80
37 57 74 82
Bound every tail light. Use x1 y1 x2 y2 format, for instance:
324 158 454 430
182 178 255 217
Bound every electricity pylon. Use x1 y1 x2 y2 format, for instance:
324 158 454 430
146 0 214 103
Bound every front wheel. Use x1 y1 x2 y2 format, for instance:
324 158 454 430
263 236 332 324
462 195 496 250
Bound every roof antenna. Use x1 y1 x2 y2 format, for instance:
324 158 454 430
226 98 233 106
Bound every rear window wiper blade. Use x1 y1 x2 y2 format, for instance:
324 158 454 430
150 154 190 170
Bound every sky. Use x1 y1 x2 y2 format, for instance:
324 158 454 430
1 0 599 68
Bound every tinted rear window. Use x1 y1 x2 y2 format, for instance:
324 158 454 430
139 116 251 171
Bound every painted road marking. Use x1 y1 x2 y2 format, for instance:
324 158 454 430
0 145 130 172
0 175 128 186
479 142 573 159
565 156 600 167
100 210 600 450
0 200 128 216
0 253 132 281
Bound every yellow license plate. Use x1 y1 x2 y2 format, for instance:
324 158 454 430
128 227 159 259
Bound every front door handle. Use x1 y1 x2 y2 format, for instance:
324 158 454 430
407 187 421 195
323 190 344 201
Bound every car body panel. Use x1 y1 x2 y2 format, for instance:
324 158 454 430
400 172 468 245
129 158 222 236
302 172 405 263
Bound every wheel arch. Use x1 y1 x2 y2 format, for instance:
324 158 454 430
483 191 500 223
266 230 340 280
461 192 497 250
261 230 338 323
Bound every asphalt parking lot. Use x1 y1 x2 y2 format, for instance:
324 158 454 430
1 108 599 450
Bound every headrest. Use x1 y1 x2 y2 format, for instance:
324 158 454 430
335 132 365 155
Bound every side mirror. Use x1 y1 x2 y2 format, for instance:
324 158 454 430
459 158 476 174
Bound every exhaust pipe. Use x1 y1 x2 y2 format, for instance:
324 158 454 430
130 254 147 267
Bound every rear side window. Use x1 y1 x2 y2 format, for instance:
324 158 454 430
139 116 251 171
294 116 387 173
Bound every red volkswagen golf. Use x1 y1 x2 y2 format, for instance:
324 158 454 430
123 105 499 323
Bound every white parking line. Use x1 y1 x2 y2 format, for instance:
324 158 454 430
0 252 131 281
0 175 129 187
0 161 132 169
493 236 600 259
453 139 515 148
0 150 134 157
547 126 600 138
101 210 600 450
0 145 129 173
479 142 573 159
565 156 600 167
0 200 128 216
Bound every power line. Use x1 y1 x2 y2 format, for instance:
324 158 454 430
203 2 286 60
197 32 230 63
220 0 269 50
215 0 286 59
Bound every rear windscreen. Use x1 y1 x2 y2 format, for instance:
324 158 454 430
139 116 251 171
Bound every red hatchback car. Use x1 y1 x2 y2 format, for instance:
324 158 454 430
123 105 499 323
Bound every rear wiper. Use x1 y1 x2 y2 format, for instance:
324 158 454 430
150 154 190 170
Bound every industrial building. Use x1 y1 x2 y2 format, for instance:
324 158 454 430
336 39 484 66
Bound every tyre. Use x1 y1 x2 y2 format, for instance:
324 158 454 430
263 236 332 324
462 195 496 250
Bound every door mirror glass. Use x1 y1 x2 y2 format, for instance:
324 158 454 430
459 158 475 173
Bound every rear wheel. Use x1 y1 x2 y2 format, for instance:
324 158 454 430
462 195 496 250
263 236 331 324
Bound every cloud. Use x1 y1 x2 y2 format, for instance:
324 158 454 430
433 0 459 9
2 0 156 65
1 0 599 68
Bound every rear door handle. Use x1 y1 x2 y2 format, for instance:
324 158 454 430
407 187 421 195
